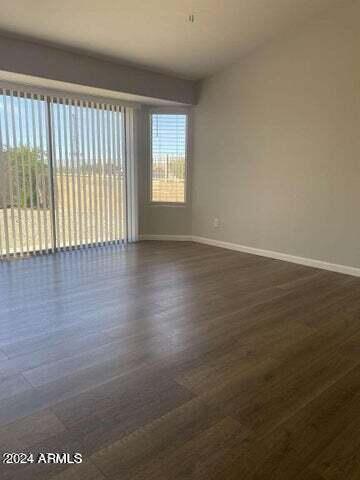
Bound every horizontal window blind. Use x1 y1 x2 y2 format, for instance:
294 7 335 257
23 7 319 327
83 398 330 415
0 87 136 259
150 113 187 203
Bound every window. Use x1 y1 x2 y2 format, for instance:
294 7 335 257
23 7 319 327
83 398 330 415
0 86 137 258
150 112 187 203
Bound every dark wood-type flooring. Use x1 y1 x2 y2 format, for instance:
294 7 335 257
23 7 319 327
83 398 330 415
0 241 360 479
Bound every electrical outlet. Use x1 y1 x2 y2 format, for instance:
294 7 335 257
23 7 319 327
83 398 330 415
213 217 220 229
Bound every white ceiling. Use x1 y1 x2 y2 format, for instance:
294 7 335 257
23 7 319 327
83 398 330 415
0 0 342 80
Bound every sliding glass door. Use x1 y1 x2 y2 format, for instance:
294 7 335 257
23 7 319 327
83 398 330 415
0 87 133 258
50 98 126 249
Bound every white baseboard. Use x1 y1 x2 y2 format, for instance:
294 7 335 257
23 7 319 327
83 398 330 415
192 236 360 278
140 235 360 277
139 234 193 242
139 234 360 277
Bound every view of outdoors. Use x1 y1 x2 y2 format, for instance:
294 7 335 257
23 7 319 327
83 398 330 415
0 91 126 256
0 150 125 256
151 113 186 203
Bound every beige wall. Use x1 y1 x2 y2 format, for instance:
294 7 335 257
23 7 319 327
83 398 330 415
192 0 360 268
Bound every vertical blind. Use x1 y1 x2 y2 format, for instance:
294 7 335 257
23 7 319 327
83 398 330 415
0 87 136 258
150 113 187 203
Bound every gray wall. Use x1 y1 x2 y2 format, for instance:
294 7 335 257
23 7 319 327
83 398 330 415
192 1 360 268
0 34 197 105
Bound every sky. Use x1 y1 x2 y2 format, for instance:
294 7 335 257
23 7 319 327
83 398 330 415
0 94 123 166
0 93 187 164
152 113 186 157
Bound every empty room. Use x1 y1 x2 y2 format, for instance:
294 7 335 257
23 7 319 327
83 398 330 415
0 0 359 479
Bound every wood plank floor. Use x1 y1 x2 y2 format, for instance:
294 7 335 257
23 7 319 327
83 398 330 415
0 241 360 479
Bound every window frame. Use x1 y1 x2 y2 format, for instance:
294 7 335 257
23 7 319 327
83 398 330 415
148 107 191 206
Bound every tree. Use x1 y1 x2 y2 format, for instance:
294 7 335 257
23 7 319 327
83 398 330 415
0 147 50 209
